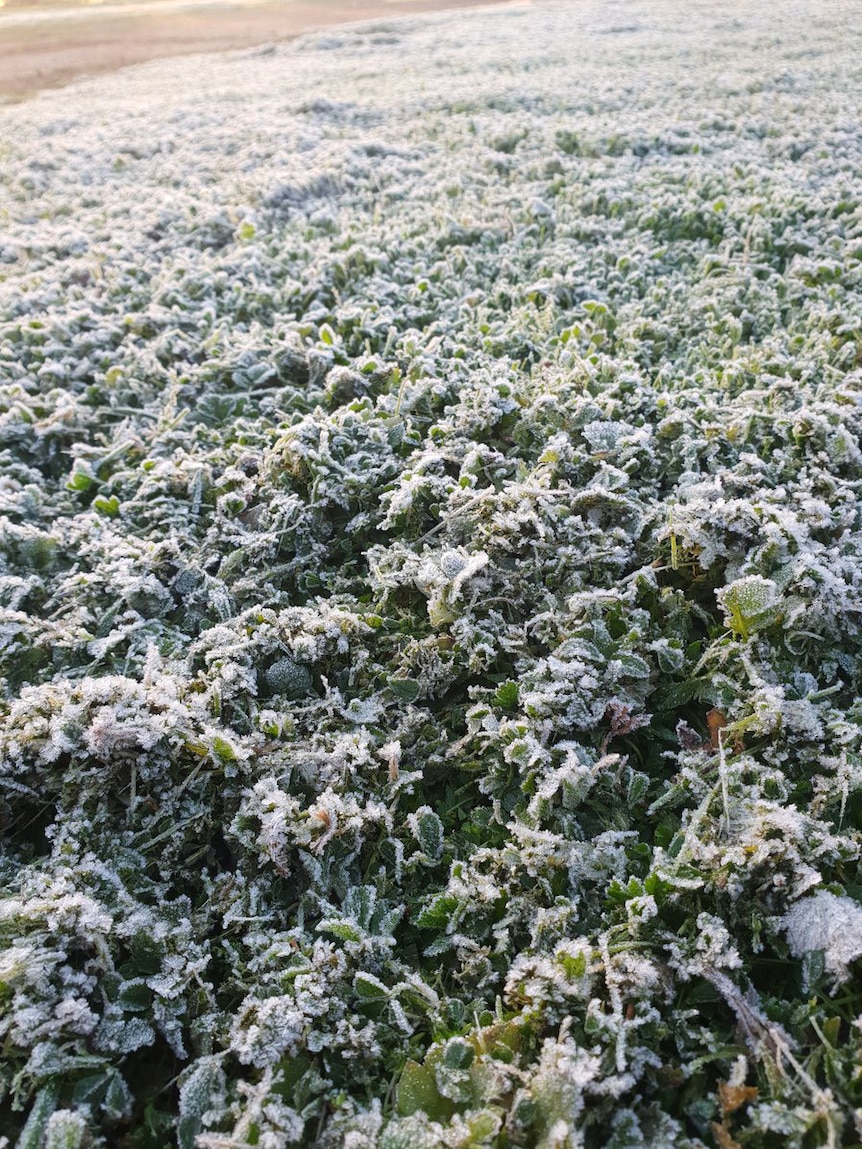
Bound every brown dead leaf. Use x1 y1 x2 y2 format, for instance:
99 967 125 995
718 1081 758 1116
711 1121 741 1149
707 708 727 750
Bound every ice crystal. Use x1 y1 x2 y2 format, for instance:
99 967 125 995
781 891 862 984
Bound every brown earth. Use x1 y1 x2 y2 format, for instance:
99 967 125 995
0 0 517 103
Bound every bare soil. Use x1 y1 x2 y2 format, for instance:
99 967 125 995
0 0 513 102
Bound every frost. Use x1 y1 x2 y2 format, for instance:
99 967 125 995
694 913 743 972
716 575 781 637
262 657 313 700
44 1111 87 1149
230 995 317 1067
413 547 491 626
530 1035 602 1136
781 891 862 983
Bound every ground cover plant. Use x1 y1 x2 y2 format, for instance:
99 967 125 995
2 0 862 1145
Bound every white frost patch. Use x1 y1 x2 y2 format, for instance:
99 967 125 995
781 890 862 982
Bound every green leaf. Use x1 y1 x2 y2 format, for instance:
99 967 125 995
318 919 363 943
628 772 650 805
70 1073 105 1107
466 1110 501 1142
94 495 120 517
396 1060 451 1120
666 832 686 859
442 1038 474 1070
617 652 652 679
558 950 587 980
414 809 444 859
16 1082 59 1149
117 979 151 1010
66 468 94 493
210 735 237 763
178 1057 225 1149
389 678 420 703
354 971 390 1001
651 679 701 710
644 872 672 902
103 1072 133 1121
416 894 460 930
606 878 628 905
494 680 520 712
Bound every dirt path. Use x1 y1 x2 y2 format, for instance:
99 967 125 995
0 0 516 103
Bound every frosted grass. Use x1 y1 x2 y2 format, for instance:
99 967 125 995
2 3 862 1146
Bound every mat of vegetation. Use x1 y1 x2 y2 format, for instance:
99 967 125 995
1 2 862 1146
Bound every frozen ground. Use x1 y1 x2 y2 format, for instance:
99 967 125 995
2 2 862 1147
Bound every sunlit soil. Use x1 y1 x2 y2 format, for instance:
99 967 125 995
0 0 518 101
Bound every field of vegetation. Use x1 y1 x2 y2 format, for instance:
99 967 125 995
2 1 862 1145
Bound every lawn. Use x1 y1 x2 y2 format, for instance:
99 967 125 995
1 3 862 1146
